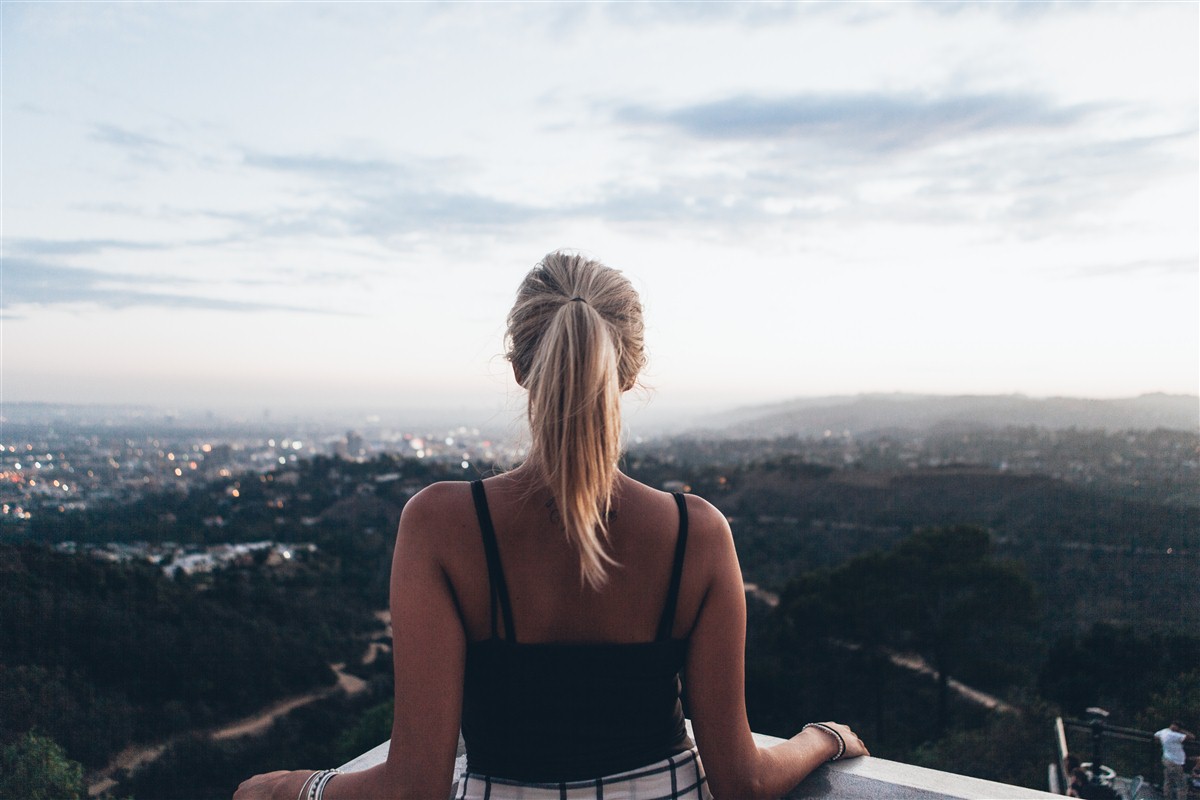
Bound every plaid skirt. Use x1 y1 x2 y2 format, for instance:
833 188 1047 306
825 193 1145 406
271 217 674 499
454 748 712 800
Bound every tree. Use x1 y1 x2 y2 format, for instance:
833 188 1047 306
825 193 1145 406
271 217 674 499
909 708 1053 790
0 731 85 800
880 527 1040 731
1137 670 1200 731
779 526 1040 733
1039 625 1200 720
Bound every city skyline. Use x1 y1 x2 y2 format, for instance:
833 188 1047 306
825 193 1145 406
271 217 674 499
4 2 1197 416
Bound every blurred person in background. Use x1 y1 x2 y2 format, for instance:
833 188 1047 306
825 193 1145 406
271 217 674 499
1155 721 1195 800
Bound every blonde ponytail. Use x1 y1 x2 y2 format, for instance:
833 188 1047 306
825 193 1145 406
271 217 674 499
506 252 646 590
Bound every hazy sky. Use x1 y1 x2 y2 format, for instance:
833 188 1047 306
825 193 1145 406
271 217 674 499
3 1 1197 421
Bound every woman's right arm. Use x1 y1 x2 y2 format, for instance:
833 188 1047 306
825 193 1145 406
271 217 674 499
233 484 467 800
683 501 868 800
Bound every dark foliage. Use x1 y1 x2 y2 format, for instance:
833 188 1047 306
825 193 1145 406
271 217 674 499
909 708 1056 791
0 730 85 800
119 694 363 800
6 448 1198 797
1039 624 1200 720
775 526 1040 732
625 452 1199 636
0 543 363 768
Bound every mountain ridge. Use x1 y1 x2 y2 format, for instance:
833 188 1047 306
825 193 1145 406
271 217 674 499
689 392 1198 437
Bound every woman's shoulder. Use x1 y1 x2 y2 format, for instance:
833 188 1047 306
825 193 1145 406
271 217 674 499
403 478 474 513
678 491 729 528
397 480 479 550
620 478 734 570
678 492 736 572
666 489 729 544
620 477 730 539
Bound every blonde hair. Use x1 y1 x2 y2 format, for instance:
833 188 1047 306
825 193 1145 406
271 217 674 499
506 251 646 590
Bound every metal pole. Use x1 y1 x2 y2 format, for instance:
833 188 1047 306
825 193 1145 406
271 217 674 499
1086 707 1110 785
1090 719 1106 783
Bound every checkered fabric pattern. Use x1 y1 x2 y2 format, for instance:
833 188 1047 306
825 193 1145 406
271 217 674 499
454 748 711 800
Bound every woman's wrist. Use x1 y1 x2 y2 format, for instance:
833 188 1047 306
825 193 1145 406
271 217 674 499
266 770 324 800
293 769 341 800
801 722 846 762
290 772 320 800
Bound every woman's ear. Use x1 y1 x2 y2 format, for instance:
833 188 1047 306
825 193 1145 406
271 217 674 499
512 363 525 387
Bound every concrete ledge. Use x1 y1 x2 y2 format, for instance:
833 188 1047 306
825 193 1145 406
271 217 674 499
339 739 393 774
751 731 1058 799
341 729 1059 799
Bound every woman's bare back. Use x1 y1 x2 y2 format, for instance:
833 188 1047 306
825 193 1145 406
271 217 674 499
439 469 715 646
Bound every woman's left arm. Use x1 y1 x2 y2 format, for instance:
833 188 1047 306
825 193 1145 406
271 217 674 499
234 484 467 800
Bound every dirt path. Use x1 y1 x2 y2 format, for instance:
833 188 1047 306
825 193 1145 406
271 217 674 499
88 610 393 796
337 664 368 695
363 609 393 665
884 651 1016 713
755 587 1015 715
87 744 167 798
87 663 371 796
210 688 328 742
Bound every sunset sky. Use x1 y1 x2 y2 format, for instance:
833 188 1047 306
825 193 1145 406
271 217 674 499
3 2 1197 423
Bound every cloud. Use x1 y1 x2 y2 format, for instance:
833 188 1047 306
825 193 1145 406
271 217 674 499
175 193 548 246
916 0 1082 20
242 152 407 183
572 183 793 228
7 238 169 257
236 145 824 237
603 1 801 29
199 96 1191 250
616 91 1089 153
90 123 176 164
2 258 339 314
238 150 551 238
345 189 548 238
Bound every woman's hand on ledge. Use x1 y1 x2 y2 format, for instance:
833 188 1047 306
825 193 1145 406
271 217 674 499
233 769 313 800
795 721 870 762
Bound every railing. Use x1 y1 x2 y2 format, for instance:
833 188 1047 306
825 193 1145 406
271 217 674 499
340 728 1060 799
1054 714 1200 800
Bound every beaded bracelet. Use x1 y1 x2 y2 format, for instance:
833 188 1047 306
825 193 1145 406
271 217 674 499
802 722 846 761
304 769 341 800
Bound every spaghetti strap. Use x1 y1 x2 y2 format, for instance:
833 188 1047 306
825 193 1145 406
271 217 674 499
471 480 517 642
655 492 689 641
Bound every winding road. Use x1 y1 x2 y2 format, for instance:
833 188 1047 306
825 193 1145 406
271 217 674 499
87 611 392 798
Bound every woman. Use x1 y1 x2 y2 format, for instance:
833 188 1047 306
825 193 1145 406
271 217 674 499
235 252 868 800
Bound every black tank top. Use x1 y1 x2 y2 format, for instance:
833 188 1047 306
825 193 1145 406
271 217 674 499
460 480 692 782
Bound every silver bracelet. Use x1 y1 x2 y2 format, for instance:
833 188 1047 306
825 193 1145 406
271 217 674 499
295 771 319 800
803 722 846 761
310 769 341 800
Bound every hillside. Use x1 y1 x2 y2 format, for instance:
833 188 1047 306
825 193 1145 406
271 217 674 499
625 455 1200 636
692 392 1199 437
